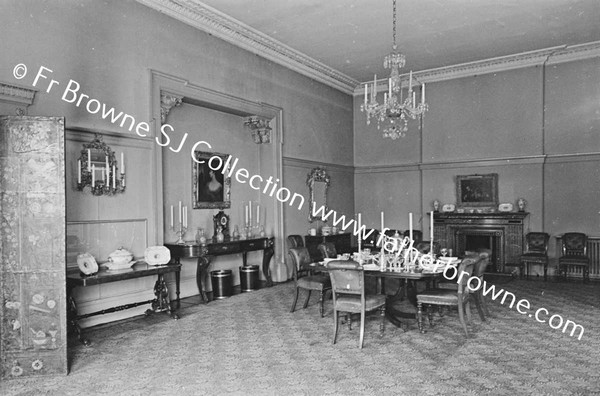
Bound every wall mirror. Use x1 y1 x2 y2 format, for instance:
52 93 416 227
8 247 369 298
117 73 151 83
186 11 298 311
77 133 125 196
307 167 330 222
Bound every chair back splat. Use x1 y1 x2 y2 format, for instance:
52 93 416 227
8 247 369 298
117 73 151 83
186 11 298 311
318 242 337 259
558 232 590 282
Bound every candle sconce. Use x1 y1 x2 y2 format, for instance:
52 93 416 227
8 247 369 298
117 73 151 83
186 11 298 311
76 134 125 196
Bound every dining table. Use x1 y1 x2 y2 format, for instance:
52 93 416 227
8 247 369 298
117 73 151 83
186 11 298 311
312 257 448 331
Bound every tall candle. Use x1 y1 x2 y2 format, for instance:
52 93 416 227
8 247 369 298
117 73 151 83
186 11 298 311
409 212 413 241
77 160 81 183
358 213 362 255
105 155 109 175
87 149 91 170
178 201 182 225
409 71 413 92
388 78 392 97
363 84 367 106
170 205 174 228
91 164 95 186
373 74 377 99
245 205 248 226
112 165 116 189
412 91 416 106
430 211 434 254
421 83 426 104
381 211 384 231
183 206 187 228
248 201 252 225
256 204 260 226
121 153 125 174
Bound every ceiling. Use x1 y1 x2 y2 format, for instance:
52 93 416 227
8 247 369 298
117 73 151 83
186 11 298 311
198 0 600 83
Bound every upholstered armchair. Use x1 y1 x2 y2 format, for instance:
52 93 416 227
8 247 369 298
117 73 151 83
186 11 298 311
327 260 386 349
558 232 590 282
318 242 337 259
288 247 331 317
520 232 550 281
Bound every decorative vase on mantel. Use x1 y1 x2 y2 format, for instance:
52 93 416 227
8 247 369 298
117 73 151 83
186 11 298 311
517 198 527 212
196 228 207 245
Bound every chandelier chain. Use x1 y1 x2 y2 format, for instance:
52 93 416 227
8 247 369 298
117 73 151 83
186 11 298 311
392 0 396 47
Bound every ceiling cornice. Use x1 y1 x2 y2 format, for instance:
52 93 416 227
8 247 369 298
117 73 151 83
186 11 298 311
355 41 600 94
137 1 599 97
137 0 359 95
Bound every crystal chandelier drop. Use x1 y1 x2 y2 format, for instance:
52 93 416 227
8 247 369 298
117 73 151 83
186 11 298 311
360 0 429 140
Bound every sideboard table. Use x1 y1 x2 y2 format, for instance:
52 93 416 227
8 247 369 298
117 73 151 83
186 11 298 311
165 237 275 303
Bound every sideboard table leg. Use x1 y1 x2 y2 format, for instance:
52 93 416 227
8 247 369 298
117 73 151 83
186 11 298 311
263 244 275 287
196 256 211 303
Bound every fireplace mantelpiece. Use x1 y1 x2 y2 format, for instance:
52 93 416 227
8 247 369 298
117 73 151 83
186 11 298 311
433 212 529 273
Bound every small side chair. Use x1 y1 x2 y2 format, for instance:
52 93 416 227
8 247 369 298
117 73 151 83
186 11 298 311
328 260 386 349
520 232 550 281
288 247 331 317
558 232 590 283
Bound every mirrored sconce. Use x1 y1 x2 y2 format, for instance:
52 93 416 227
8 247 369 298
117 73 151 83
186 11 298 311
77 134 125 196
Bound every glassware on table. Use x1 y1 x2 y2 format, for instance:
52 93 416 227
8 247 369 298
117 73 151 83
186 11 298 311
440 248 448 257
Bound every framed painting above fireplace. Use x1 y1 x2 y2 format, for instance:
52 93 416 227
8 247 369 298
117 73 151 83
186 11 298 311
456 173 498 209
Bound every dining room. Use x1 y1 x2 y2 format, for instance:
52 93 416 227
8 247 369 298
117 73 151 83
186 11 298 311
1 0 599 394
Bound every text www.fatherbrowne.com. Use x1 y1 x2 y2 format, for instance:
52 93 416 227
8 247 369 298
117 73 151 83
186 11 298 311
432 261 585 340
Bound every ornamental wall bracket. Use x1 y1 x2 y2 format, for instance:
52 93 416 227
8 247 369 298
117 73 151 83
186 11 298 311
160 91 183 123
244 115 272 144
0 82 37 115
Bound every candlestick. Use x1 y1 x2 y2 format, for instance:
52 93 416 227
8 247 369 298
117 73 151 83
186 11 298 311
183 206 187 228
409 213 413 241
179 201 182 224
373 74 377 99
248 201 252 226
91 164 95 186
170 205 174 228
256 204 260 226
364 84 367 106
105 155 109 176
121 152 124 174
87 149 91 170
112 165 116 189
409 71 413 92
412 91 416 107
381 211 384 232
421 83 425 104
77 160 81 184
245 204 249 227
388 78 392 97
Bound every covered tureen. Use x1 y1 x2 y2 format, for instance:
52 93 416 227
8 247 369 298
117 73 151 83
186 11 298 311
105 247 135 270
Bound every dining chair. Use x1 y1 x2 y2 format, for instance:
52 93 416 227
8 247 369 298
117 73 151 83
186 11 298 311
288 247 331 317
520 232 550 281
318 242 337 259
558 232 590 283
286 234 305 249
416 257 477 337
436 252 490 321
327 260 386 349
404 230 423 243
415 240 440 256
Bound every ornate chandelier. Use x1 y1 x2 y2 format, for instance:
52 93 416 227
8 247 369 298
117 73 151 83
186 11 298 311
360 0 429 140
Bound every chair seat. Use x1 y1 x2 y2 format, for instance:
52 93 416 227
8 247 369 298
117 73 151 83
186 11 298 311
297 274 331 290
559 255 590 265
417 289 463 306
334 294 386 312
520 253 548 263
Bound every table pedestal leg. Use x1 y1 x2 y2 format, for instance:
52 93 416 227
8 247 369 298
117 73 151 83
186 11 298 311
146 274 179 320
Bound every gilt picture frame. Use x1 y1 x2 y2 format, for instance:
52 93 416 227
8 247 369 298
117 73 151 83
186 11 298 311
456 173 498 208
192 151 231 209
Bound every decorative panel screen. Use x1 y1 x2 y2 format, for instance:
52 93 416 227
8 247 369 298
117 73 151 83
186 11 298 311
0 116 67 379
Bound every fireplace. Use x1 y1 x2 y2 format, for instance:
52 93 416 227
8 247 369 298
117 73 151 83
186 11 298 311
433 212 528 274
456 229 504 272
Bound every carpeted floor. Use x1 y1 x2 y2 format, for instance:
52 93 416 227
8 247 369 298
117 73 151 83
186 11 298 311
2 278 600 395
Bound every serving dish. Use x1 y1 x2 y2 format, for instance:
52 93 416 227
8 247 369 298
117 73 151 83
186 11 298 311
105 247 135 271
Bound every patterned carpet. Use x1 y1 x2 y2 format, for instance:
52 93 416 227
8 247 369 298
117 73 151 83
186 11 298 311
2 277 600 395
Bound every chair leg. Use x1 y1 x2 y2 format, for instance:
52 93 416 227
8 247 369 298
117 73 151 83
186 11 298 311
358 310 365 349
457 302 469 337
474 294 486 322
544 262 548 282
347 314 352 331
303 290 311 309
379 306 385 338
417 302 425 333
480 291 490 317
318 290 325 317
333 309 339 345
290 287 300 313
427 305 434 327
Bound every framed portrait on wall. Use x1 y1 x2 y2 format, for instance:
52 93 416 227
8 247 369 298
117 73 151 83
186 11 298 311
192 151 231 209
456 173 498 208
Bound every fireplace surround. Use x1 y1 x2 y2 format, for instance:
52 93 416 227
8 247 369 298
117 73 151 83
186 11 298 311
433 212 529 273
